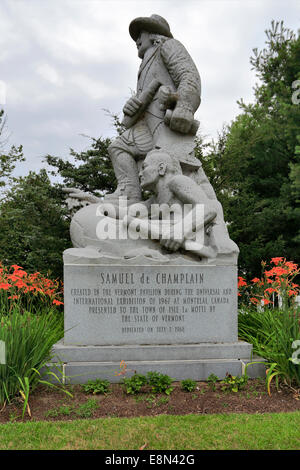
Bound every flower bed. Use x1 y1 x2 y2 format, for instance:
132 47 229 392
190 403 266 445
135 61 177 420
0 263 64 410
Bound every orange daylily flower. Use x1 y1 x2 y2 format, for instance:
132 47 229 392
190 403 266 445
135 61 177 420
288 290 298 297
0 282 12 290
14 279 27 289
270 257 284 265
11 265 24 271
251 277 261 284
238 276 247 287
264 287 276 294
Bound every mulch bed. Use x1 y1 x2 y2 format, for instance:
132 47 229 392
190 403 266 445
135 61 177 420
0 379 299 423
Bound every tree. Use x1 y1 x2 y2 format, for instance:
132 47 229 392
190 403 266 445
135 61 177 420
0 123 119 279
45 136 117 198
206 21 300 277
0 109 24 190
0 170 71 279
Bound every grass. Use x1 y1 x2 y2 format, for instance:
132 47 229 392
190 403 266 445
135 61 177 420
0 412 299 450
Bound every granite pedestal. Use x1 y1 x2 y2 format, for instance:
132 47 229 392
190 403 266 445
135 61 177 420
49 252 265 383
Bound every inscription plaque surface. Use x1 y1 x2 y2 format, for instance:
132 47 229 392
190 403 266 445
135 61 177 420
64 265 237 345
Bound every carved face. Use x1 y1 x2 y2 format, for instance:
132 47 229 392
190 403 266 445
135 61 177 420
139 158 160 190
136 31 152 59
140 153 168 190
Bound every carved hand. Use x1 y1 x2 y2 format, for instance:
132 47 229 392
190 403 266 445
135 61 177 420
169 106 194 134
123 96 143 117
160 237 184 252
62 188 100 204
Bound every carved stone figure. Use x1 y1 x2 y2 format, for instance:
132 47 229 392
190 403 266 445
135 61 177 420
124 150 238 261
106 14 202 204
64 14 239 265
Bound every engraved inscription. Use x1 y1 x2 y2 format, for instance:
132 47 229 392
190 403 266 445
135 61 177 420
67 267 234 339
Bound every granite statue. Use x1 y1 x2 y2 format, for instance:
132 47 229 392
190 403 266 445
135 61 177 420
64 14 239 265
124 150 238 260
48 15 264 385
105 14 202 204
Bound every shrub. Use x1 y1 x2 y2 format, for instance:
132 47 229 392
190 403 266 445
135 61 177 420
146 371 174 395
238 258 300 309
207 374 219 391
81 379 110 395
220 373 248 393
0 307 64 407
122 374 148 395
239 307 300 386
122 371 174 395
0 263 64 313
181 379 197 392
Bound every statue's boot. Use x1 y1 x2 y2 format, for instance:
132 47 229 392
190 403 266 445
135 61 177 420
104 146 142 205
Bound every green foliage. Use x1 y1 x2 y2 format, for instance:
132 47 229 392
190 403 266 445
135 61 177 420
0 307 64 406
220 373 248 393
141 394 169 409
146 371 174 395
0 170 71 279
75 398 98 418
45 405 72 418
203 22 300 277
207 374 219 391
45 136 116 198
0 132 116 280
122 371 174 395
81 379 110 395
0 109 24 190
238 307 300 386
180 379 197 392
45 398 98 419
122 373 148 395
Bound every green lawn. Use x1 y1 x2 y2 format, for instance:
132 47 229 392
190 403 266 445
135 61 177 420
0 412 299 450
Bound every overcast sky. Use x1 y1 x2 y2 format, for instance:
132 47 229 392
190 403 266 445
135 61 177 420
0 0 299 177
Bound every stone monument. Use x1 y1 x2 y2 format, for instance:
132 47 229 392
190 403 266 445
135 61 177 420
51 15 263 383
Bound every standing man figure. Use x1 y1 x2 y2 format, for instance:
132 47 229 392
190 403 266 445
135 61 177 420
106 14 202 204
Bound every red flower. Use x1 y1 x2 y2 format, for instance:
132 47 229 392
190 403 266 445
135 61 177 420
265 267 288 277
53 299 64 306
11 265 24 271
0 282 12 290
288 290 298 297
270 257 284 265
262 298 272 305
14 279 27 289
24 286 35 293
15 269 27 278
251 277 261 284
250 297 260 305
285 261 299 272
264 287 276 294
238 276 247 287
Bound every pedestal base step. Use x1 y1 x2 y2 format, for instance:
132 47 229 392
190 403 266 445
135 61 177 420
47 340 266 384
46 358 265 384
